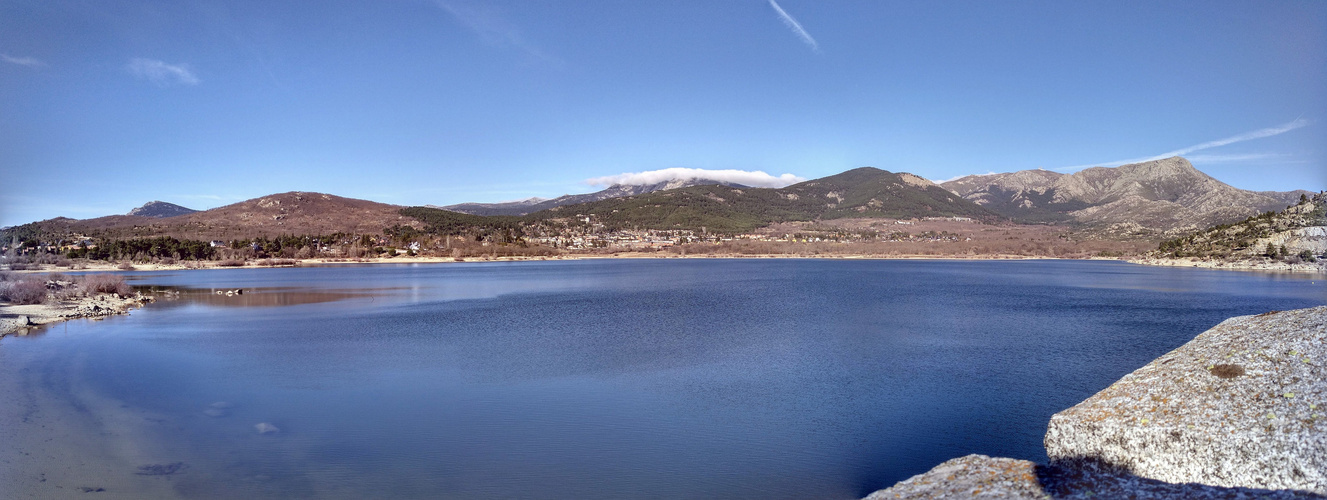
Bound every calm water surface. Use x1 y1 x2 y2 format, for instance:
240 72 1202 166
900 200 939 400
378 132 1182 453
3 259 1324 499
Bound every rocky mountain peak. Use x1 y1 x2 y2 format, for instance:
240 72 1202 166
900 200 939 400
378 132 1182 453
938 157 1308 234
127 201 198 218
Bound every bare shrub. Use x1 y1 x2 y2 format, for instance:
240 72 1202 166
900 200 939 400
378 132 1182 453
82 274 133 296
8 262 30 271
159 257 177 265
1 279 48 305
54 257 73 268
216 259 246 267
296 246 314 259
117 262 136 271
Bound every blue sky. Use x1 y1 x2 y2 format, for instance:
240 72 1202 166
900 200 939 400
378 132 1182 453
2 0 1324 226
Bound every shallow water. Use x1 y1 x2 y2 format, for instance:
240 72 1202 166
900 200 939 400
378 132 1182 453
2 260 1324 499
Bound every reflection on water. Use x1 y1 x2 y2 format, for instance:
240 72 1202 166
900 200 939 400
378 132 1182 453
145 287 393 309
1 260 1324 500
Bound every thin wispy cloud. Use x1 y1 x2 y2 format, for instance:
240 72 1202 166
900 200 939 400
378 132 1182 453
1183 153 1295 163
587 168 806 188
126 58 200 86
1053 118 1311 172
933 172 999 184
434 0 556 62
767 0 819 52
173 194 239 202
2 53 45 67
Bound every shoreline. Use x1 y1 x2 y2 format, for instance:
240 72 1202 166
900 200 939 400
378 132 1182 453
10 252 1070 273
0 292 152 338
9 251 1325 274
1128 256 1327 273
6 254 1320 339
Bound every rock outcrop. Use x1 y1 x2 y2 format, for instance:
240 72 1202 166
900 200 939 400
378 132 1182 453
867 454 1324 499
866 306 1327 499
1045 306 1326 493
864 455 1050 499
1152 192 1325 258
127 200 198 218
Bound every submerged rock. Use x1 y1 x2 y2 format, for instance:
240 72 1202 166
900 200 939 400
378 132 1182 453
1045 306 1326 493
135 462 186 476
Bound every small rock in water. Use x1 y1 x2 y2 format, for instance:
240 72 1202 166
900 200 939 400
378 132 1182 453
135 462 186 475
255 422 280 434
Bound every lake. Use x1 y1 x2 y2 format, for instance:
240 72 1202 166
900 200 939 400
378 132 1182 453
1 259 1323 499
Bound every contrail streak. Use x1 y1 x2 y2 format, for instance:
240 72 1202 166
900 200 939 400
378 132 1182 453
768 0 819 52
1053 118 1311 172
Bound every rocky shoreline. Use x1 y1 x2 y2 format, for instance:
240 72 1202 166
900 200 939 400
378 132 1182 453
1130 257 1327 274
866 306 1327 499
0 291 152 338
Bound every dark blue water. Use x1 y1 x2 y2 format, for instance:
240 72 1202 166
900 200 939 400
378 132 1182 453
3 260 1324 499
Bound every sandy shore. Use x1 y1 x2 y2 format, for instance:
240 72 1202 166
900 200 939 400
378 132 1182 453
0 332 187 499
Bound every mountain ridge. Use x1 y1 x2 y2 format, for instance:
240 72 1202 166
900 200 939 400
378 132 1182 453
440 178 751 216
5 192 420 242
941 157 1309 235
503 167 1001 233
3 159 1314 243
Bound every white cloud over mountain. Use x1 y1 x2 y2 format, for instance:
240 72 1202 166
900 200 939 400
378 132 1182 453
586 168 806 188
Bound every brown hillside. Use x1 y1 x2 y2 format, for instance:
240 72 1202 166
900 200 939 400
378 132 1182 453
18 192 421 241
